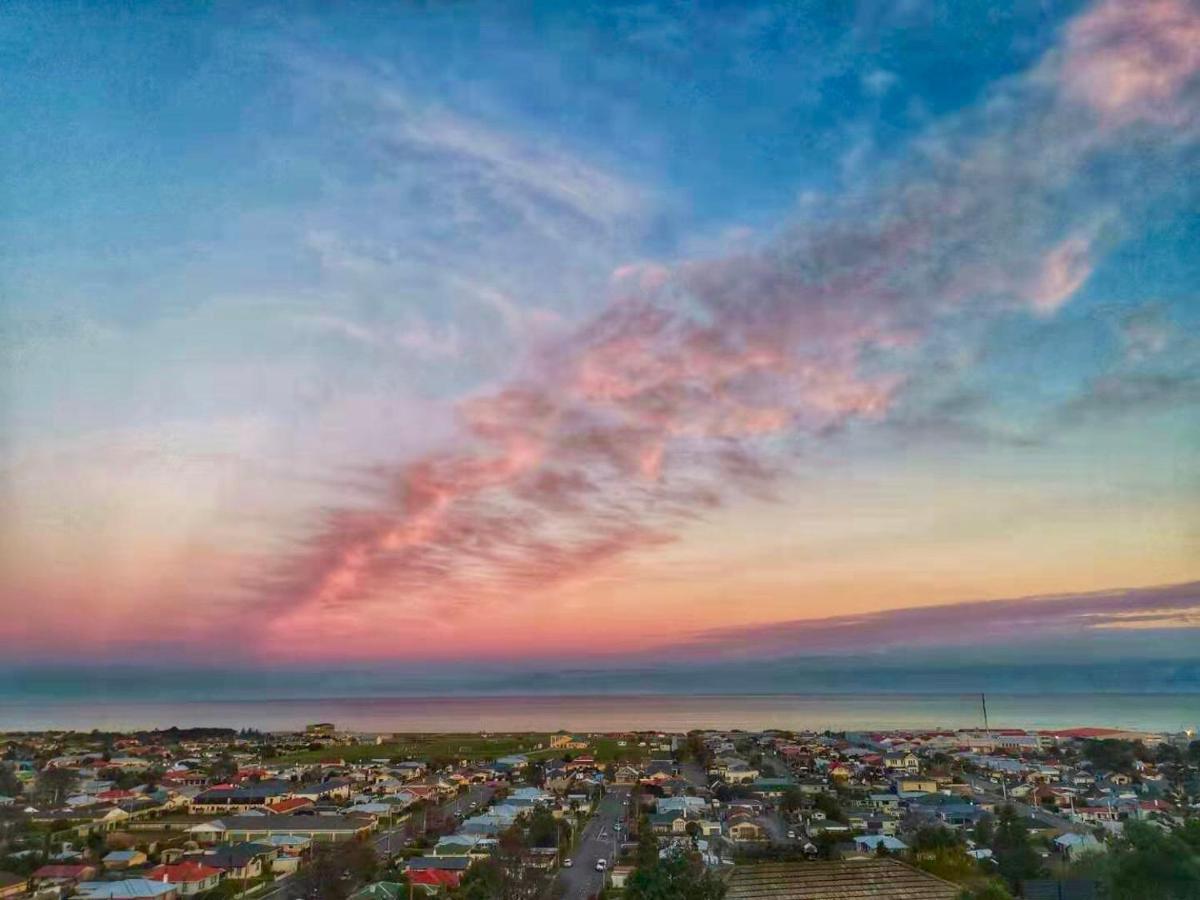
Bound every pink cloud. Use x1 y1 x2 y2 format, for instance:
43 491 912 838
1061 0 1200 127
1027 234 1094 314
189 0 1200 656
662 581 1200 660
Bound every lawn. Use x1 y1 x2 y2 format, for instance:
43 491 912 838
269 733 553 765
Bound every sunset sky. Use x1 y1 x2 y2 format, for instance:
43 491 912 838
2 0 1199 678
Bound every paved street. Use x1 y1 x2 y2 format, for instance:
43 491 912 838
556 785 630 900
963 774 1083 832
375 783 496 857
261 783 496 898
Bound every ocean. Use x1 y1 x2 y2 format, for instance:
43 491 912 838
1 692 1196 734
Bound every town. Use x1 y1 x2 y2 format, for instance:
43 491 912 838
1 722 1198 899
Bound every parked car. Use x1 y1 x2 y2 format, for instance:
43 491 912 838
595 859 608 871
563 858 573 868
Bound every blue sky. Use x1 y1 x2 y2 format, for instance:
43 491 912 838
1 0 1198 676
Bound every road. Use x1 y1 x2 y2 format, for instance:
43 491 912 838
375 783 496 857
260 783 496 898
556 785 630 900
962 774 1082 832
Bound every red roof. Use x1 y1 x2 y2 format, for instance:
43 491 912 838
146 861 223 883
408 870 462 887
266 798 312 814
1040 727 1124 738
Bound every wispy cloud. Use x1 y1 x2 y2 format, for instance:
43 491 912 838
220 0 1200 655
665 581 1200 660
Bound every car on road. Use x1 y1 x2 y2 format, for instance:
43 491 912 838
562 858 573 868
613 822 622 831
595 859 607 872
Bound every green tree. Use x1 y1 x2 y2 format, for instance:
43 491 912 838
0 765 22 798
526 806 558 848
625 850 726 900
635 815 659 870
1104 821 1200 900
957 880 1013 900
991 805 1044 889
33 768 78 806
778 787 803 816
813 792 844 823
972 815 994 847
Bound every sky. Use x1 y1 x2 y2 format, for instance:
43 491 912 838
1 0 1199 687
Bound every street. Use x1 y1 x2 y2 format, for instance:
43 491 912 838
556 785 630 900
260 783 496 898
962 774 1083 832
375 783 496 857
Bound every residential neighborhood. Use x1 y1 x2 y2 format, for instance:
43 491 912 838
2 723 1199 898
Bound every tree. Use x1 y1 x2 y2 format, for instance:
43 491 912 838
0 765 22 798
991 805 1043 889
813 792 844 823
1082 740 1137 775
33 768 78 806
635 815 659 870
287 845 350 900
1103 821 1200 900
526 806 559 848
972 814 995 848
210 753 237 783
957 881 1013 900
779 787 803 816
625 850 726 900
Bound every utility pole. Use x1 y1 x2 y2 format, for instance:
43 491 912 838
981 693 1006 802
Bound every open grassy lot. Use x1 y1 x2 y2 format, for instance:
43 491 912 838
270 733 552 765
270 732 655 766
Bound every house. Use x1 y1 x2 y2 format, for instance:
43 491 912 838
145 861 224 896
215 813 376 843
1054 832 1104 861
609 865 636 889
549 733 589 750
31 863 98 889
724 859 959 900
104 849 149 870
883 752 919 772
614 765 642 784
893 777 937 794
202 842 276 881
75 880 180 898
854 835 908 853
405 856 472 877
727 818 768 843
351 881 411 899
408 869 464 890
190 781 292 813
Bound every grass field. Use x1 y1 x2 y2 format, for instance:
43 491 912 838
270 732 656 766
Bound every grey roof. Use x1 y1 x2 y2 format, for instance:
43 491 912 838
724 859 959 900
219 814 371 833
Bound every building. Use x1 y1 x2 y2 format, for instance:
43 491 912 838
306 723 336 735
145 861 223 896
724 859 959 900
75 880 180 899
206 814 376 844
549 733 589 750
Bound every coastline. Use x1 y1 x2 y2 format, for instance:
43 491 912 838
3 691 1197 734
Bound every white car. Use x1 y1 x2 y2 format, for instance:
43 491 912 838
595 859 608 871
563 858 573 868
787 830 796 839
